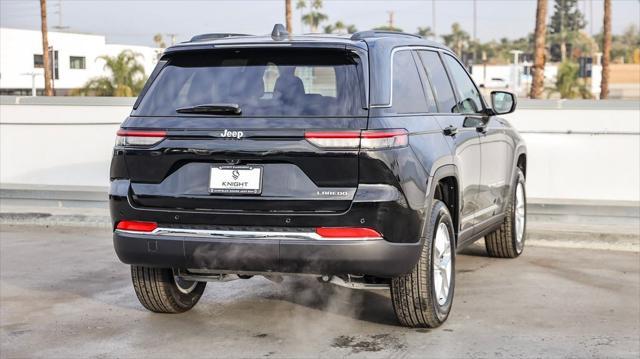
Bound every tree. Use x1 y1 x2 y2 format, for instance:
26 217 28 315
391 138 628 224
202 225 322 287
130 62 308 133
297 0 327 33
530 0 548 99
74 50 147 97
285 0 293 33
324 20 357 34
547 61 591 99
600 0 611 99
373 25 403 32
153 33 166 48
441 23 470 56
416 26 434 39
39 0 53 96
548 0 586 61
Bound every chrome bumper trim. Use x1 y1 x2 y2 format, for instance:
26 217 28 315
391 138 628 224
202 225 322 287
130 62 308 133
115 227 382 241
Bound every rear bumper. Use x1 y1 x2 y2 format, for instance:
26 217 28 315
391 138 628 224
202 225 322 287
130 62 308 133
113 229 422 277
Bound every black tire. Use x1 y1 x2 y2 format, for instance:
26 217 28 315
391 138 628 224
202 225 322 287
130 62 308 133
391 200 456 328
485 168 527 258
131 266 206 313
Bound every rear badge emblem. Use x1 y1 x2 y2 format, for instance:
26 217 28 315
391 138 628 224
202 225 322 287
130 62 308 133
220 129 244 139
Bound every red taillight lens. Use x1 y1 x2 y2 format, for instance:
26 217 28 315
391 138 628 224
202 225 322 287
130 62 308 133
116 129 166 146
304 129 408 150
116 220 158 232
361 129 409 149
304 131 361 149
315 227 382 239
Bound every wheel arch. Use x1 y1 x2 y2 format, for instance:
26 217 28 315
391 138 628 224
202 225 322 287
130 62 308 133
423 165 461 243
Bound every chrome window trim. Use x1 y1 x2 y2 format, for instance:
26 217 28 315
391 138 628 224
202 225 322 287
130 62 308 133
115 227 383 241
370 45 452 109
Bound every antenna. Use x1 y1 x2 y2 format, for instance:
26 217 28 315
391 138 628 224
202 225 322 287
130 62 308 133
271 23 288 41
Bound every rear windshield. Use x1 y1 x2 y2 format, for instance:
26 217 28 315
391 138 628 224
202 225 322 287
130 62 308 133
134 48 366 117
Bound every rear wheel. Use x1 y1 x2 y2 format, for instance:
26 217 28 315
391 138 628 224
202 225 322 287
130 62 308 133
131 266 206 313
485 168 527 258
391 200 455 328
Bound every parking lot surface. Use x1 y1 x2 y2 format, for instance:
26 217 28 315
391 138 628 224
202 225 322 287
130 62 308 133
1 225 639 358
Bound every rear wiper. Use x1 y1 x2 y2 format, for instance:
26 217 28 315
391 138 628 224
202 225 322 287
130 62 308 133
176 103 242 115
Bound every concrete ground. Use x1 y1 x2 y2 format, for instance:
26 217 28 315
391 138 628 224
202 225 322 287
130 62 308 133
1 225 638 358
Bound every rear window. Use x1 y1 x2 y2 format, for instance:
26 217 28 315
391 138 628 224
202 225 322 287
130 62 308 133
134 49 366 117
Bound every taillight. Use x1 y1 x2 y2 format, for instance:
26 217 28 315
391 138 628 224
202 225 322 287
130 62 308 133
315 227 382 239
304 131 361 149
304 129 408 150
360 129 409 149
116 220 158 232
116 129 166 146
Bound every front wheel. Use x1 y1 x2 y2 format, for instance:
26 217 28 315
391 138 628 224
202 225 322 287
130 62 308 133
485 168 527 258
131 266 206 313
391 200 456 328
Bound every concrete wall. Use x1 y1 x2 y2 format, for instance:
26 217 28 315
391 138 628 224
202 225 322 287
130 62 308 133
0 96 638 203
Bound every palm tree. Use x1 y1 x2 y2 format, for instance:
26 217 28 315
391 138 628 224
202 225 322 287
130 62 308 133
285 0 293 33
39 0 53 96
416 26 435 39
530 0 548 99
374 25 403 32
298 0 327 33
600 0 611 99
74 50 146 97
324 20 357 34
441 23 470 56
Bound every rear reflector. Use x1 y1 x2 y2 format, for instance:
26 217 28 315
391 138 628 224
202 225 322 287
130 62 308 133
315 227 382 239
116 220 158 232
116 129 166 146
305 129 408 150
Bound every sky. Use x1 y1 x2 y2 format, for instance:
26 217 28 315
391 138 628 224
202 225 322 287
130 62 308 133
1 0 639 46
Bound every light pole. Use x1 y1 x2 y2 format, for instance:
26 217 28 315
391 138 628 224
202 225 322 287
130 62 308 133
510 50 523 93
21 72 43 96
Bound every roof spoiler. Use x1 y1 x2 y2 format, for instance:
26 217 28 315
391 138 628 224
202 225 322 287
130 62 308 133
189 33 251 42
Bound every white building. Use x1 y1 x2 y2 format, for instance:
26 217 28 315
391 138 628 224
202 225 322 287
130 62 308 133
0 27 160 95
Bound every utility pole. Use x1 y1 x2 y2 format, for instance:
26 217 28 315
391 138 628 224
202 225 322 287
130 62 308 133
53 0 68 30
39 0 53 96
473 0 477 41
387 10 395 30
165 33 177 46
432 0 436 40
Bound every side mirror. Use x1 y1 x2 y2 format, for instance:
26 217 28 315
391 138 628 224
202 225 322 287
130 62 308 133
490 91 516 115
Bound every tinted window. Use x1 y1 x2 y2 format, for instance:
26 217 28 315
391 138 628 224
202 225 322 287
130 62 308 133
443 54 484 114
392 50 428 114
135 49 365 117
417 51 457 113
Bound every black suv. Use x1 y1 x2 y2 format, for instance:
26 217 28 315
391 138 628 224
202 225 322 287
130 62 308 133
110 25 527 328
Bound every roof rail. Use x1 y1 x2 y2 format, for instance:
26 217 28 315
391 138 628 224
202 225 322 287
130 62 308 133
350 30 422 41
189 33 251 42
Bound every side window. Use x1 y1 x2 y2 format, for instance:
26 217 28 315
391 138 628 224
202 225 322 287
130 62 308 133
443 54 484 114
416 50 456 113
392 50 428 114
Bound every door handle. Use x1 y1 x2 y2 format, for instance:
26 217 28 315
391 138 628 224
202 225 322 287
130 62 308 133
476 124 487 134
443 125 458 136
